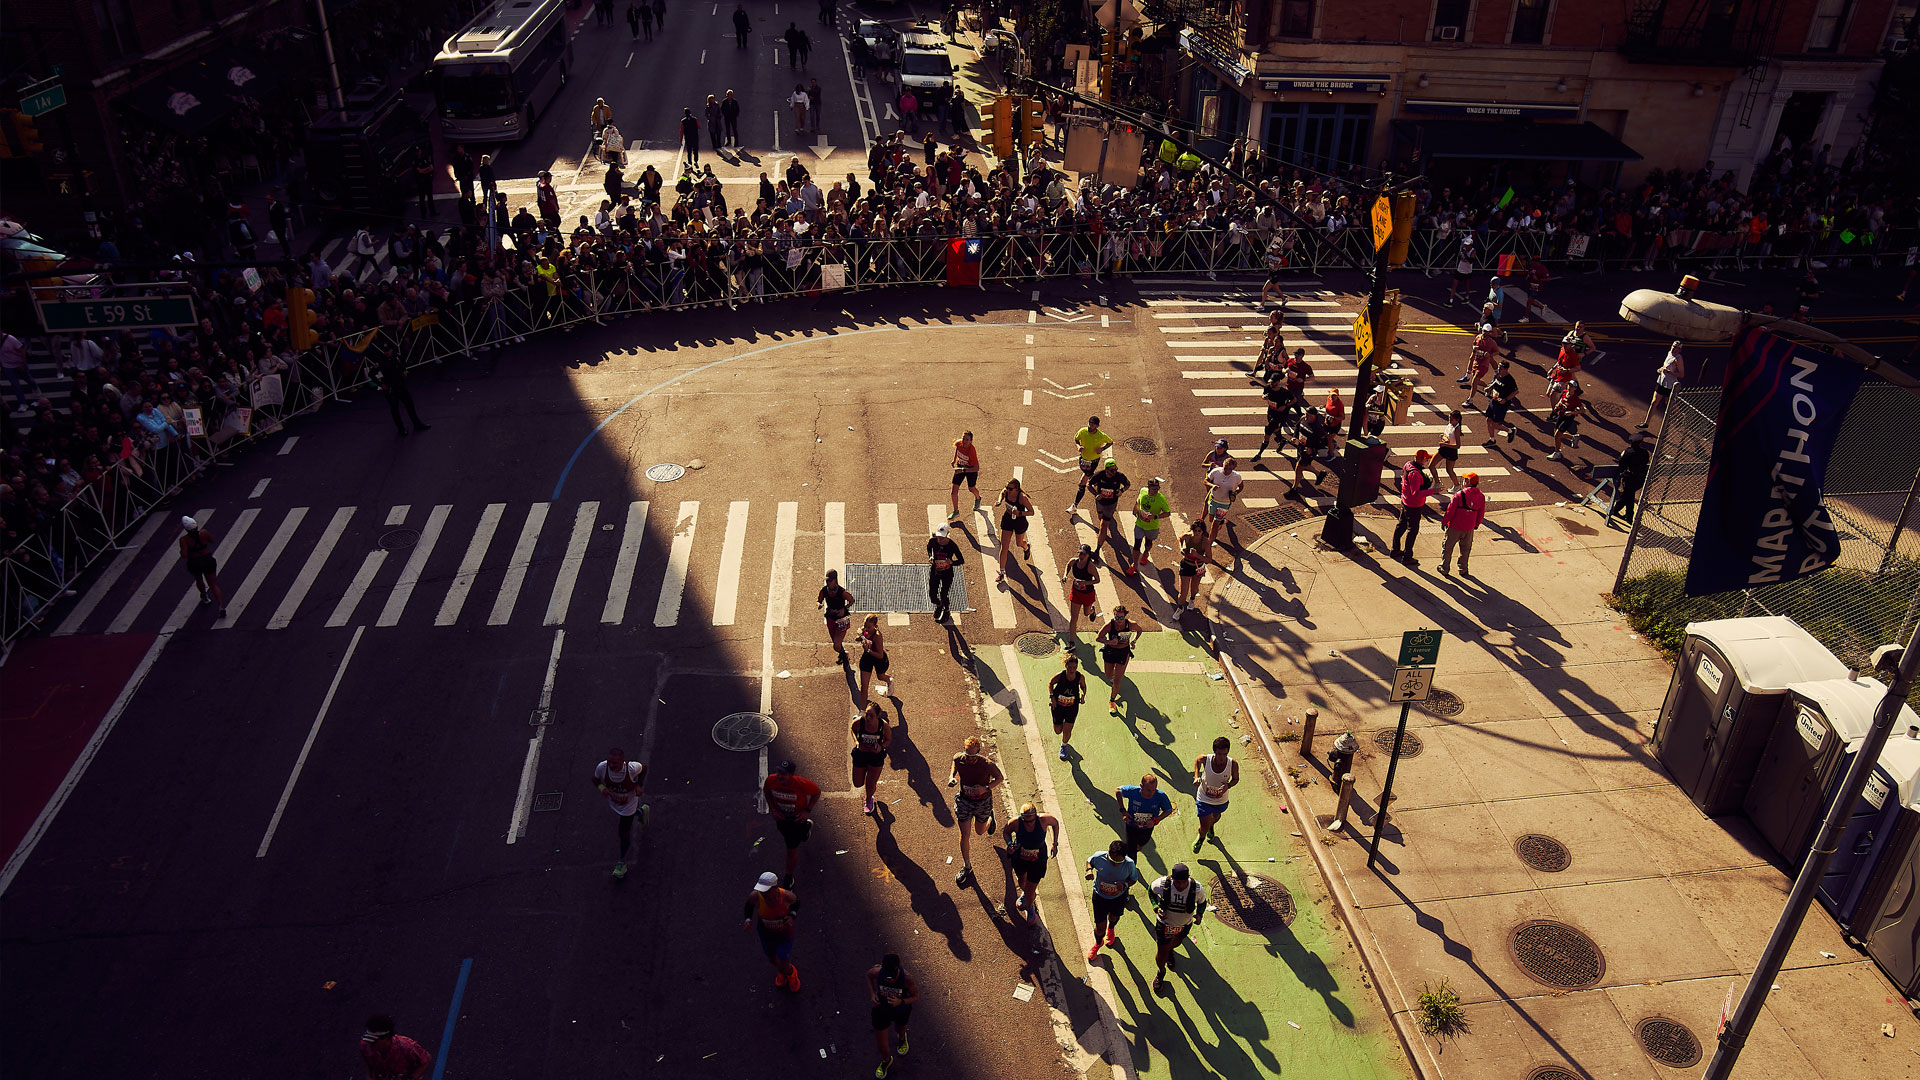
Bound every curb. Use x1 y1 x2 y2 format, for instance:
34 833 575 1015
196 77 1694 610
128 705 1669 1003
1212 645 1432 1080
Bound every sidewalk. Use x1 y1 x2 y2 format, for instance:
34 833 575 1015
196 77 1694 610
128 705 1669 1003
1204 502 1920 1078
977 633 1410 1080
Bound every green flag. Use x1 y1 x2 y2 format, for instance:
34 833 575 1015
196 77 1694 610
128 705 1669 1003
1497 187 1515 210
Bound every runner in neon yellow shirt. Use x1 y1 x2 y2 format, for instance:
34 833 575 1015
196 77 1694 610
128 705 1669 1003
1129 478 1170 574
1070 415 1114 512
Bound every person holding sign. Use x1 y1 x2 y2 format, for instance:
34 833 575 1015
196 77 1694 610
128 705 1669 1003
1084 840 1139 962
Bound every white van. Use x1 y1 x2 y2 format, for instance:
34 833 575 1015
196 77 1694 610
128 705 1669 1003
897 26 955 94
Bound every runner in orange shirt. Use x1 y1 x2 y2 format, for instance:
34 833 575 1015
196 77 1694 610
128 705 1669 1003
949 430 981 521
762 759 822 887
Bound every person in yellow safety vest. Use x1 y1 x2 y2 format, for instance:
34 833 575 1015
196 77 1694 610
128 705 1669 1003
534 256 559 327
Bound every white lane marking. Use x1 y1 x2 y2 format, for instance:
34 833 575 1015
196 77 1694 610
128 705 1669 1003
1013 465 1024 483
877 502 907 626
711 501 751 626
1017 426 1029 446
488 503 550 626
385 505 410 526
162 509 257 632
256 625 366 858
507 628 566 845
1025 355 1034 371
1024 509 1066 631
1028 310 1037 324
4 635 170 893
326 547 387 629
543 501 599 626
1023 389 1033 406
772 109 781 152
108 508 212 634
55 513 168 635
654 502 700 627
1102 314 1110 328
377 504 452 627
601 500 650 624
835 18 877 151
976 504 1015 628
270 507 354 630
217 507 308 629
768 501 798 628
927 504 959 626
626 51 634 68
437 503 505 626
249 479 271 499
701 49 707 63
277 436 298 456
825 501 846 582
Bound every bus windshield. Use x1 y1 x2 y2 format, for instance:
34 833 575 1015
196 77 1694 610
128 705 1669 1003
435 65 516 119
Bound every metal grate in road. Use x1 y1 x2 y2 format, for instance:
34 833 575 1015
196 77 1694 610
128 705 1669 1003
1241 504 1312 534
1525 1069 1581 1080
1124 436 1159 455
379 528 419 551
532 792 564 812
1207 872 1295 933
1372 728 1424 758
644 463 686 482
1016 632 1059 657
713 712 779 752
1513 833 1572 873
1634 1016 1702 1068
1421 689 1465 717
1509 920 1606 990
844 563 970 614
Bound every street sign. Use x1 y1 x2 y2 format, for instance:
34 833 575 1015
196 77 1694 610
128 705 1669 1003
19 82 65 118
1397 628 1442 666
1352 313 1373 366
1391 666 1435 702
1371 195 1393 251
35 295 198 333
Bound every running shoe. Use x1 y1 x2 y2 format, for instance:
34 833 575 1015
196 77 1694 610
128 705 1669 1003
1088 943 1102 961
864 797 875 815
1104 931 1118 948
972 496 982 512
1191 836 1203 853
1505 428 1515 443
1151 973 1166 993
955 866 973 888
1058 744 1069 761
995 573 1006 584
786 966 802 992
198 592 212 606
781 873 795 889
613 861 627 879
774 968 788 988
875 1060 891 1078
896 1033 908 1056
1109 701 1120 716
218 608 228 618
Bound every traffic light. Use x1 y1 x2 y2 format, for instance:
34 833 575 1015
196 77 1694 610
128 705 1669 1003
1018 96 1046 150
1386 192 1418 268
1099 32 1117 101
286 286 317 350
11 111 43 155
981 95 1015 160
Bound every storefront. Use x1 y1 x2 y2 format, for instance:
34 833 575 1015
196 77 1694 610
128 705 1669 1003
1390 99 1642 186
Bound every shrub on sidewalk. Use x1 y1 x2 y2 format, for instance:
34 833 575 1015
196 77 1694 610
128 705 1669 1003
1414 979 1469 1038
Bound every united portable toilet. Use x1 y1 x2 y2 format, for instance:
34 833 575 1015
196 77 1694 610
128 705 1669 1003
1743 676 1911 867
1820 729 1920 933
1651 617 1848 816
1856 792 1920 1000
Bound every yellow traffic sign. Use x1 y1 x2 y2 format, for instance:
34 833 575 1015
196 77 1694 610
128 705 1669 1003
1352 313 1373 366
1371 195 1393 251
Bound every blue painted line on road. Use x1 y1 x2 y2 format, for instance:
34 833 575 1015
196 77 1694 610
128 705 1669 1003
432 957 473 1080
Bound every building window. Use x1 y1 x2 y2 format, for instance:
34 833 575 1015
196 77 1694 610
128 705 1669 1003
1510 0 1550 44
1807 0 1852 50
1268 0 1313 38
1265 102 1374 172
93 0 140 60
1432 0 1470 40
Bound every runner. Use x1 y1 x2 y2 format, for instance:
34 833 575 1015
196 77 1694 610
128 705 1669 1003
1147 863 1207 993
1062 544 1101 637
1252 385 1294 462
1068 415 1114 512
591 748 649 879
1002 801 1059 914
993 477 1033 582
1204 456 1243 552
762 759 821 887
1434 409 1464 492
358 1015 432 1080
1175 520 1207 613
1115 773 1175 857
1642 341 1684 430
1260 243 1294 305
1522 257 1551 321
1458 323 1498 402
850 701 892 816
947 736 1004 887
818 570 857 666
1198 438 1231 485
1095 606 1141 715
1444 236 1476 306
177 515 226 617
926 523 965 623
1047 653 1086 761
949 430 981 521
1191 736 1240 852
1291 407 1333 493
867 953 920 1078
1546 381 1582 462
1129 477 1170 574
856 614 892 706
1086 458 1132 565
1480 360 1520 445
1256 309 1287 366
743 871 803 991
1084 839 1140 961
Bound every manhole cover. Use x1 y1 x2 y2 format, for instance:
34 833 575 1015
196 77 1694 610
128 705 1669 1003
1372 728 1424 758
1207 872 1295 933
645 463 686 482
532 792 564 812
1513 833 1572 873
1634 1016 1702 1069
1525 1069 1582 1080
1593 400 1628 418
713 711 779 751
1242 504 1312 533
1016 631 1059 657
1422 689 1465 717
1509 919 1606 990
379 528 419 551
1123 436 1159 454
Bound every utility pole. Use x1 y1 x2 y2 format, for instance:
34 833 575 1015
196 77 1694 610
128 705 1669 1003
315 0 347 111
1320 181 1400 549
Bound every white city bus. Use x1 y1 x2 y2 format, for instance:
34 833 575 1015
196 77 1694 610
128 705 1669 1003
432 0 573 143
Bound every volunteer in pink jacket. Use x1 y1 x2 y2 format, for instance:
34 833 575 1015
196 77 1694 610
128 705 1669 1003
1390 450 1434 566
1440 472 1487 577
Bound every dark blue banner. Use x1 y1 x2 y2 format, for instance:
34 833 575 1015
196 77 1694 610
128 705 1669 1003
1687 327 1867 596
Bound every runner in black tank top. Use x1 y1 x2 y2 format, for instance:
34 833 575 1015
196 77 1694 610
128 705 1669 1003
818 570 855 665
867 953 920 1076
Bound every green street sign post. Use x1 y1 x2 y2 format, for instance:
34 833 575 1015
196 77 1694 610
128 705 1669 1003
1371 628 1443 868
20 82 66 118
35 296 197 333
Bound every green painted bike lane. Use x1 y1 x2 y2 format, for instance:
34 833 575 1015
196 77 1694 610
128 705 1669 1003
977 631 1407 1080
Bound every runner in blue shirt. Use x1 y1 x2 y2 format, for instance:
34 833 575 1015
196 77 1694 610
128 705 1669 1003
1115 774 1175 857
1084 840 1139 961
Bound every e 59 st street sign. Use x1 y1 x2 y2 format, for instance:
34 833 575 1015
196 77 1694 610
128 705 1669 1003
36 296 198 332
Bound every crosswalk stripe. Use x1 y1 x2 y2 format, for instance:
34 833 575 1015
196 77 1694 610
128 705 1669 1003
377 504 451 627
385 505 410 526
1211 423 1469 437
109 508 213 634
601 500 650 625
825 501 846 583
1153 307 1340 317
654 502 699 627
973 506 1017 629
1160 320 1351 333
272 507 354 629
1144 298 1338 308
543 501 599 626
217 507 308 629
326 548 387 628
767 502 798 628
711 501 751 627
437 503 505 626
164 509 257 631
1025 509 1066 630
56 513 168 636
877 503 907 627
489 503 550 627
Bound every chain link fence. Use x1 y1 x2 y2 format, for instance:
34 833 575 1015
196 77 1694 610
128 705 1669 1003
1612 385 1920 700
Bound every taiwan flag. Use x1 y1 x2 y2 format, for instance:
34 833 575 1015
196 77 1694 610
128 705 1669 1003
945 237 983 288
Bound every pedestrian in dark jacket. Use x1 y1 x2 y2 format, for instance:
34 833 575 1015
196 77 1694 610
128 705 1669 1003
1611 433 1651 522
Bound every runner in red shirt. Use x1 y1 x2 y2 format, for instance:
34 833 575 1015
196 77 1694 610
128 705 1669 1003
762 759 822 887
949 430 981 521
358 1016 431 1080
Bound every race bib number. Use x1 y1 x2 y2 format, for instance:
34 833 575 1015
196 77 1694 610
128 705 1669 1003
934 557 952 571
1098 881 1123 897
1131 812 1156 826
1055 694 1077 707
1204 784 1227 799
1019 847 1040 860
1160 922 1185 938
962 785 988 798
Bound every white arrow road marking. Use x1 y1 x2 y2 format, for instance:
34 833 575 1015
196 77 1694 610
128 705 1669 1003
1032 458 1076 473
1042 390 1095 399
808 134 834 160
1034 448 1075 463
1041 378 1091 390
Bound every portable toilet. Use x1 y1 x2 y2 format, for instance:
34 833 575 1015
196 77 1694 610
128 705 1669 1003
1820 728 1920 932
1856 793 1920 1000
1742 676 1911 867
1652 617 1848 816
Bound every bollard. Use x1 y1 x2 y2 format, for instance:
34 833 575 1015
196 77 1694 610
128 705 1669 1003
1300 707 1319 757
1332 773 1356 830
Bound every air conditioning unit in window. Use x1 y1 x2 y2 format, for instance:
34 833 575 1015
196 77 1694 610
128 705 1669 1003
1435 25 1460 41
1889 36 1912 54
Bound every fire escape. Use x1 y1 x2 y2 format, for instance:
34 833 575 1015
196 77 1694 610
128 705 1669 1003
1620 0 1788 126
1139 0 1247 58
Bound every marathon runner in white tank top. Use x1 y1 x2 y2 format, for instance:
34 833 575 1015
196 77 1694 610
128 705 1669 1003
1190 735 1240 853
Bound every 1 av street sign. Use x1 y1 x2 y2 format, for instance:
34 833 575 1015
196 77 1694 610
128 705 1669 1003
36 296 198 333
19 82 65 118
1398 628 1442 667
